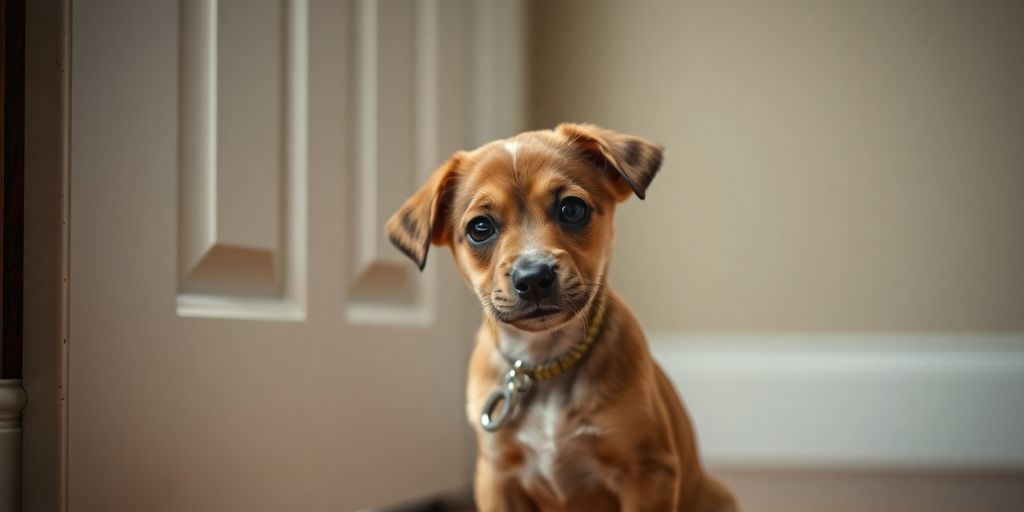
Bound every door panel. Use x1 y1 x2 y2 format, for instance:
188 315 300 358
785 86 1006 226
178 0 306 319
346 0 432 325
69 1 481 510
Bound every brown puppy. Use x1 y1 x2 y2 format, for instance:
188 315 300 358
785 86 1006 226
387 124 737 511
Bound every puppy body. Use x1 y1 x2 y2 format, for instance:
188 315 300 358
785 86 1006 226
388 125 737 511
470 291 733 511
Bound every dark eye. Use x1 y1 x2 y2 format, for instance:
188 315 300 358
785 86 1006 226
558 197 590 226
466 216 496 243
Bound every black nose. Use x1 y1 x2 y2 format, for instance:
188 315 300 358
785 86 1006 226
511 260 557 301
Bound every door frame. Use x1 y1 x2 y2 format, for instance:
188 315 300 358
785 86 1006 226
22 0 69 510
20 0 528 510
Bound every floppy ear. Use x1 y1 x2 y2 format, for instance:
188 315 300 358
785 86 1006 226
385 154 463 270
556 123 664 200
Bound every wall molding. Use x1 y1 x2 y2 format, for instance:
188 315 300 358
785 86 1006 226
0 380 25 429
649 333 1024 470
0 380 26 510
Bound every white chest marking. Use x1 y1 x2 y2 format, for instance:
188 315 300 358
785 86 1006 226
513 389 608 500
516 391 564 481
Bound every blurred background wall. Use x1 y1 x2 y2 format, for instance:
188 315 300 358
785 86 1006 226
530 0 1024 333
527 1 1024 509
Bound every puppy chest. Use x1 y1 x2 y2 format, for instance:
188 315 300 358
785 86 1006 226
513 394 606 495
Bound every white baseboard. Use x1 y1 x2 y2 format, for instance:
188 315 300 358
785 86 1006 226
649 333 1024 470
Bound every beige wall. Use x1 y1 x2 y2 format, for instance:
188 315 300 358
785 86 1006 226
530 0 1024 333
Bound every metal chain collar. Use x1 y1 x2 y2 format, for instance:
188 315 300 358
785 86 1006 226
480 295 608 432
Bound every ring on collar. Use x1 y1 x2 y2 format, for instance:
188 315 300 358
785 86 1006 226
480 360 532 432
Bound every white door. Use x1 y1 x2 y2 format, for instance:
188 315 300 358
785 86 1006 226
67 1 497 510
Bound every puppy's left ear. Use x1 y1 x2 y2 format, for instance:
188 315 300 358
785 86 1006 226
385 153 463 270
556 123 664 200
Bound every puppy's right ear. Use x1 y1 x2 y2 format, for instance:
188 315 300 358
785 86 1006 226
385 153 463 270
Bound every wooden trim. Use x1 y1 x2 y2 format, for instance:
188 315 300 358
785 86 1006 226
22 0 69 509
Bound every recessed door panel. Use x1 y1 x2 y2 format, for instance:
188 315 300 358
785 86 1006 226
178 0 306 320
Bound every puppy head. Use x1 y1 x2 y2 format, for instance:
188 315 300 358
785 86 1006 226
386 123 663 331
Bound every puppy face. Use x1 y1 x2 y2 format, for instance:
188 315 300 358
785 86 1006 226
387 124 663 332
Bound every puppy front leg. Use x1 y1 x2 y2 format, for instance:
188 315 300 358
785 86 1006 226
617 455 680 512
474 457 539 512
